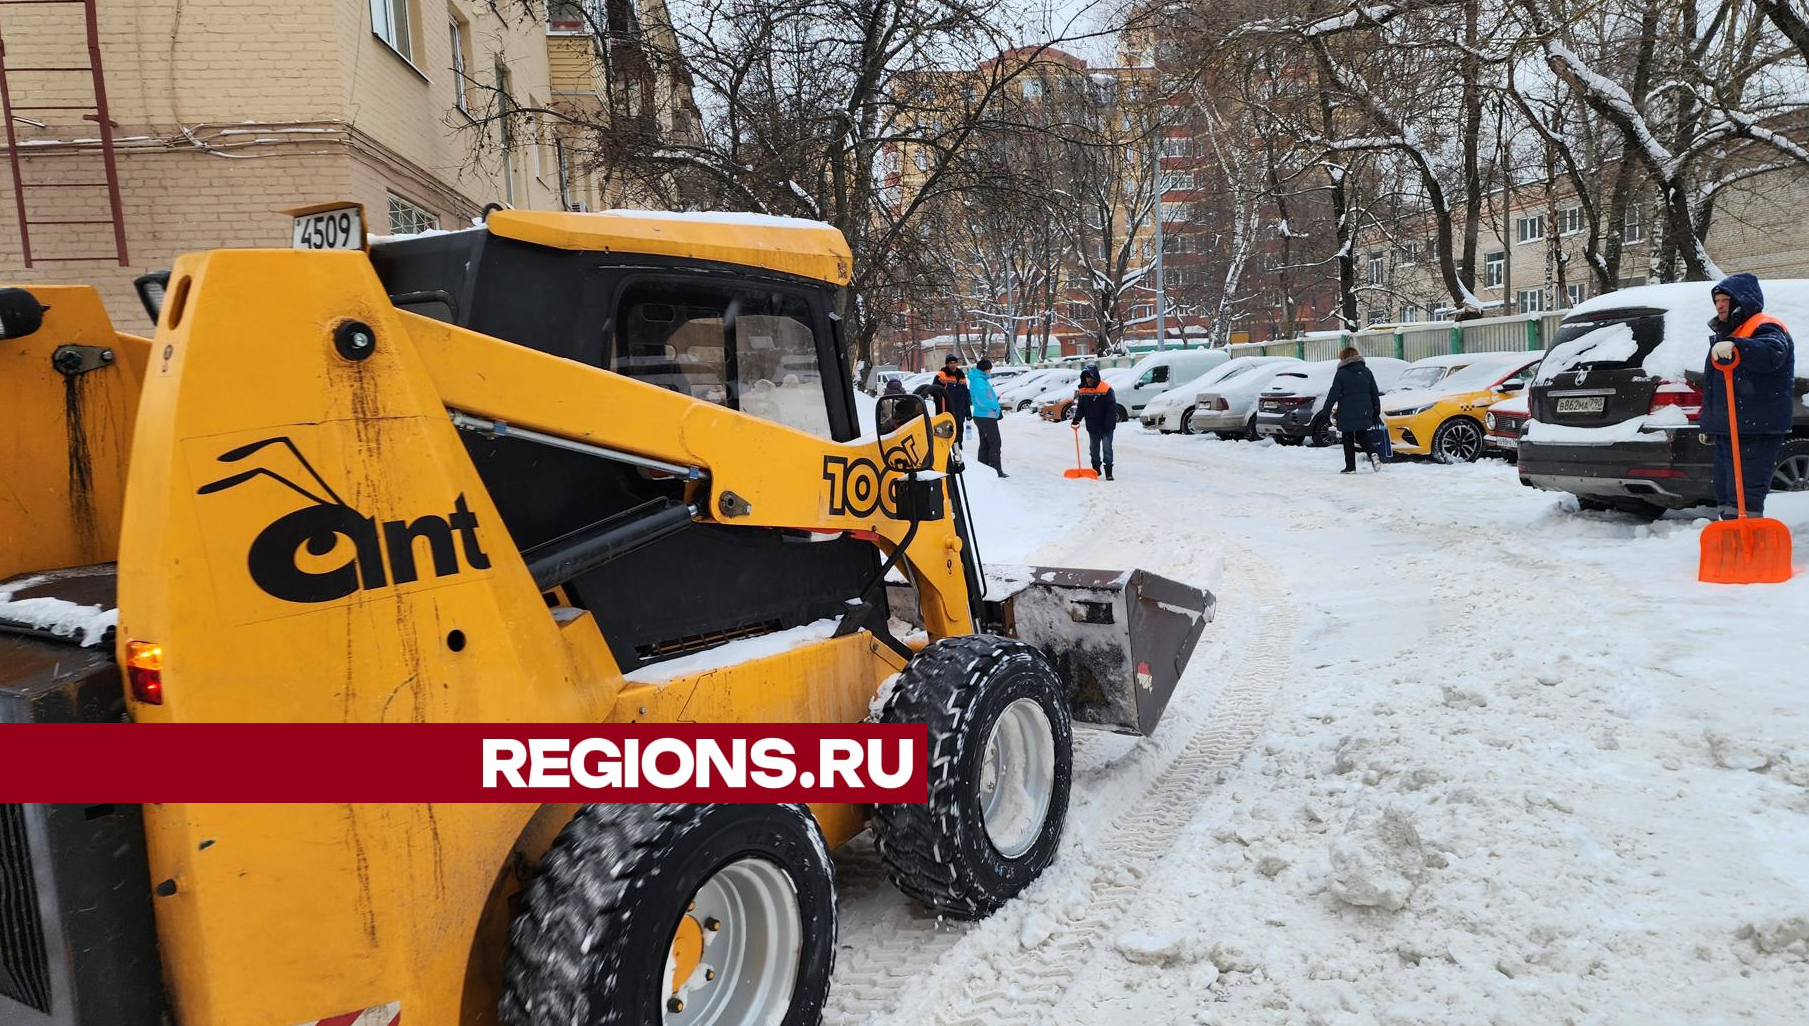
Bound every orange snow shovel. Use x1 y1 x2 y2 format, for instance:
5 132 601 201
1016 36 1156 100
1699 348 1792 584
1065 423 1099 479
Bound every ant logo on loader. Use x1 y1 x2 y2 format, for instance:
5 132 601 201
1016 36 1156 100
197 435 490 603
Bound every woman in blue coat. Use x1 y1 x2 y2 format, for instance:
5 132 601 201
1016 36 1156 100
1323 347 1383 473
967 358 1007 477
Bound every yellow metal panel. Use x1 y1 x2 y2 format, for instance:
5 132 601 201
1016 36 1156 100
0 286 148 577
486 209 854 285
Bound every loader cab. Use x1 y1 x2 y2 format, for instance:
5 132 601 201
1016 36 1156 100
369 211 873 674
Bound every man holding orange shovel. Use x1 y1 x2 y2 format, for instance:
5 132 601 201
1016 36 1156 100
1701 273 1795 521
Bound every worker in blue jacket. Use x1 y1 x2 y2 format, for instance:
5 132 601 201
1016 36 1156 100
1701 273 1796 518
967 358 1007 477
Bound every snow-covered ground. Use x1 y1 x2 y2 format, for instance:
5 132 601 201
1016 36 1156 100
827 413 1809 1026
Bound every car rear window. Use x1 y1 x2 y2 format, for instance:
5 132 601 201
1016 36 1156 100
1539 309 1666 377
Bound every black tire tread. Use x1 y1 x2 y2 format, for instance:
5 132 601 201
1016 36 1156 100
871 634 1070 919
500 802 831 1026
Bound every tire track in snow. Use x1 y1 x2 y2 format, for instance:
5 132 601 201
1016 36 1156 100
886 562 1296 1026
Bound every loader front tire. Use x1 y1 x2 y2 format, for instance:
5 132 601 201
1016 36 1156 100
873 635 1072 919
501 803 835 1026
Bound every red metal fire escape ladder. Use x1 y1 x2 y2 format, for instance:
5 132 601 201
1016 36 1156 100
0 0 128 267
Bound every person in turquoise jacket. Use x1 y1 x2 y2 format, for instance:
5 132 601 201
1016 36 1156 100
967 358 1007 477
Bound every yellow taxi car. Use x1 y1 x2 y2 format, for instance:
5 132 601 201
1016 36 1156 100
1381 351 1544 463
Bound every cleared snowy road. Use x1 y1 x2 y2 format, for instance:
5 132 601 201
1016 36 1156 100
829 413 1809 1026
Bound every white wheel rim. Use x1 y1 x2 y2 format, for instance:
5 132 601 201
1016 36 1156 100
979 697 1056 859
663 858 802 1026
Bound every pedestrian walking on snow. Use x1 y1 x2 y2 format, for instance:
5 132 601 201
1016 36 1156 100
1070 364 1118 480
934 355 971 447
968 358 1008 477
1701 273 1796 518
1323 347 1383 473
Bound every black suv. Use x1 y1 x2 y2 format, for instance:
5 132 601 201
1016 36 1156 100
1519 297 1809 516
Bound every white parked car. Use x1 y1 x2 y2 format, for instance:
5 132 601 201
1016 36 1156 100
1140 356 1300 434
1386 353 1487 397
1002 369 1081 411
1115 349 1230 417
1186 359 1309 439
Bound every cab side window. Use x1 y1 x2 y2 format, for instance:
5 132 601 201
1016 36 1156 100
1141 365 1170 386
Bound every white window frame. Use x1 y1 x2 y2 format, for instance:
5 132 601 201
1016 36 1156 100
448 15 472 114
1565 282 1585 307
1397 242 1417 265
1623 205 1644 242
1022 78 1043 100
1516 214 1545 244
387 194 440 235
1160 200 1187 223
1159 136 1189 158
1367 253 1383 285
1484 251 1504 289
370 0 416 64
1160 170 1193 193
1559 205 1584 236
1516 287 1545 313
1399 304 1420 323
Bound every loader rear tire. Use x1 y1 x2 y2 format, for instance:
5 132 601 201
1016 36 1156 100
501 803 835 1026
873 635 1072 919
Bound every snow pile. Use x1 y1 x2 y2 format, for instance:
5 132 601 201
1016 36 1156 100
1522 403 1691 443
621 617 840 683
0 574 115 647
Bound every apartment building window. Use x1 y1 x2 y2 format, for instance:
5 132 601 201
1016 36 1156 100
387 194 439 235
496 61 515 205
1159 136 1189 158
449 15 471 114
546 0 585 32
1559 205 1584 236
1397 242 1418 265
913 149 929 172
555 138 573 209
1160 201 1188 223
1618 275 1648 289
1160 171 1193 193
1368 308 1388 325
1516 287 1545 312
1516 214 1545 244
1623 205 1644 242
1367 252 1383 285
1022 78 1043 100
1399 305 1420 322
1484 251 1504 289
370 0 416 62
1565 283 1585 307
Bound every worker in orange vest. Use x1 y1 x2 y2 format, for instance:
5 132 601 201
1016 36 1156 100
1701 273 1795 519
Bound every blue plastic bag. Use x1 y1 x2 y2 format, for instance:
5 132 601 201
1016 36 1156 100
1369 424 1393 460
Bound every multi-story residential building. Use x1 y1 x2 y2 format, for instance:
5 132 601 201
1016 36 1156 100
1354 165 1809 325
0 0 691 322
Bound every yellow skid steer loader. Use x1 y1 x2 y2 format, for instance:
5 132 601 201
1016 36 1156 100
0 209 1212 1026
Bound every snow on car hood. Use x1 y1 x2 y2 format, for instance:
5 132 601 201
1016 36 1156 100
1565 279 1809 380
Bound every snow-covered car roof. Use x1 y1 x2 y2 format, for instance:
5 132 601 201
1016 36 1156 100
1563 279 1809 379
1201 362 1305 401
1264 358 1409 396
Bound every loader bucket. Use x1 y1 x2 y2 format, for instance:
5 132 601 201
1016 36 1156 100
989 564 1213 736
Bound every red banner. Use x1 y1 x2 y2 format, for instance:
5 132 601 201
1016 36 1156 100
0 723 927 802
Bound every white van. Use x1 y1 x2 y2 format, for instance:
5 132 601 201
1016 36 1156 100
1118 349 1230 416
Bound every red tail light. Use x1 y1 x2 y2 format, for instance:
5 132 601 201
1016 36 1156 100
1649 381 1702 421
1627 467 1687 479
126 641 164 705
1275 396 1314 406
